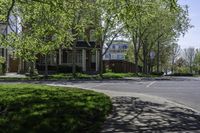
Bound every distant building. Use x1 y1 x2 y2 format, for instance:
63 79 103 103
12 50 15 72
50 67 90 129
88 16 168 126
103 40 129 60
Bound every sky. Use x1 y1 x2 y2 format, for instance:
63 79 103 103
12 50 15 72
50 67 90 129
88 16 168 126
178 0 200 49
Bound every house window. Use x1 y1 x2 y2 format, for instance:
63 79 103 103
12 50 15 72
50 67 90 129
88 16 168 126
112 45 115 50
62 50 68 63
67 51 72 63
123 45 128 49
62 50 72 64
50 53 57 65
76 51 82 63
105 54 110 59
91 53 96 63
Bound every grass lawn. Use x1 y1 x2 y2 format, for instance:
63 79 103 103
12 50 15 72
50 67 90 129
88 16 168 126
0 84 112 133
0 72 162 81
49 72 154 80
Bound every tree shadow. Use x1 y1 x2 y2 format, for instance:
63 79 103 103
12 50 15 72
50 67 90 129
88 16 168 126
101 96 200 133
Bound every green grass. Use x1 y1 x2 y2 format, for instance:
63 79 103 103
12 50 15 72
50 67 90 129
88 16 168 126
0 84 112 133
0 72 162 81
50 72 155 80
49 73 101 80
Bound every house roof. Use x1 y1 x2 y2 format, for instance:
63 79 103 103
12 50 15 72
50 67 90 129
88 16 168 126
76 41 99 48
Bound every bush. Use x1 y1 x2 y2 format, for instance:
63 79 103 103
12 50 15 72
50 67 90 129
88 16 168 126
0 63 6 75
0 56 6 75
150 72 164 76
167 73 193 76
0 84 112 133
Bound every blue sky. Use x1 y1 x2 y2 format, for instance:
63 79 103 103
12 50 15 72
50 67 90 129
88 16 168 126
178 0 200 49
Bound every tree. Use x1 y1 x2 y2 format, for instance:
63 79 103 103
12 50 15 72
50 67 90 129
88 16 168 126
93 0 124 77
1 0 95 77
118 0 190 74
194 49 200 74
171 43 181 73
184 47 195 73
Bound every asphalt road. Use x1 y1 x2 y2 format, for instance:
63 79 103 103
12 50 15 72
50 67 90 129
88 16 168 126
1 77 200 112
50 77 200 112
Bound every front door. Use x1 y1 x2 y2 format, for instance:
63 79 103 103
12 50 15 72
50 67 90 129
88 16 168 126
9 56 19 72
86 51 91 71
86 50 96 72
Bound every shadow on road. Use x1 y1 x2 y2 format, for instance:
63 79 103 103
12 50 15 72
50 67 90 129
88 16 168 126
101 97 200 133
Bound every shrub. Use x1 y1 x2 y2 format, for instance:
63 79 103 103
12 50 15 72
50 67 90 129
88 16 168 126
0 84 112 133
150 72 164 76
168 73 193 76
0 56 6 75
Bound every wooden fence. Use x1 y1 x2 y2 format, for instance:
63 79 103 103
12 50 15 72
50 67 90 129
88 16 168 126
103 60 142 73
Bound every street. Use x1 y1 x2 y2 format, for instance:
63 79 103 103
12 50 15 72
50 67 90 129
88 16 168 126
46 77 200 112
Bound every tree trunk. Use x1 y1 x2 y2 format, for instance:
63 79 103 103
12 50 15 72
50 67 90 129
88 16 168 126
72 45 76 78
29 61 35 77
190 64 192 73
135 53 139 74
44 55 48 79
157 41 160 73
99 41 103 78
171 57 175 73
142 43 148 74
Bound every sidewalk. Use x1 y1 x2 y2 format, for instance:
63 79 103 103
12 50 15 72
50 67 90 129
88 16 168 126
0 73 26 78
47 83 200 133
99 90 200 133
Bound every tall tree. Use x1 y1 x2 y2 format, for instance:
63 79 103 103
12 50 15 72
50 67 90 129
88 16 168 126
171 43 181 73
184 47 195 73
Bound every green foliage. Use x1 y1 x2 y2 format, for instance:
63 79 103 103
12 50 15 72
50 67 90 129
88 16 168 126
0 56 6 75
176 67 190 73
0 84 112 133
0 56 5 64
168 73 193 77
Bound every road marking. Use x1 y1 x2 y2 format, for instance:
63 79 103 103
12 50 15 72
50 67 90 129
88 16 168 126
146 81 156 88
92 83 108 88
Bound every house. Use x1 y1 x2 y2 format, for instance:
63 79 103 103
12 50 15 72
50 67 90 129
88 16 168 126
0 17 22 73
1 20 100 74
103 40 129 60
0 22 9 72
36 40 100 74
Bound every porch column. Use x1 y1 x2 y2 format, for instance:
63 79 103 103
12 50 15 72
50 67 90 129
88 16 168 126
3 48 6 57
82 49 86 72
96 50 100 72
59 49 62 65
6 49 9 72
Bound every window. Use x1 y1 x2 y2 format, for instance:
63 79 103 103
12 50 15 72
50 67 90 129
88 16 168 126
112 45 115 49
76 51 82 64
67 52 72 63
62 50 68 63
123 45 128 49
105 54 110 59
62 50 73 64
111 54 116 59
91 53 96 63
50 53 57 65
62 50 82 64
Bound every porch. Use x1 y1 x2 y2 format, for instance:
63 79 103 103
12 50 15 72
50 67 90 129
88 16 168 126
36 48 100 74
